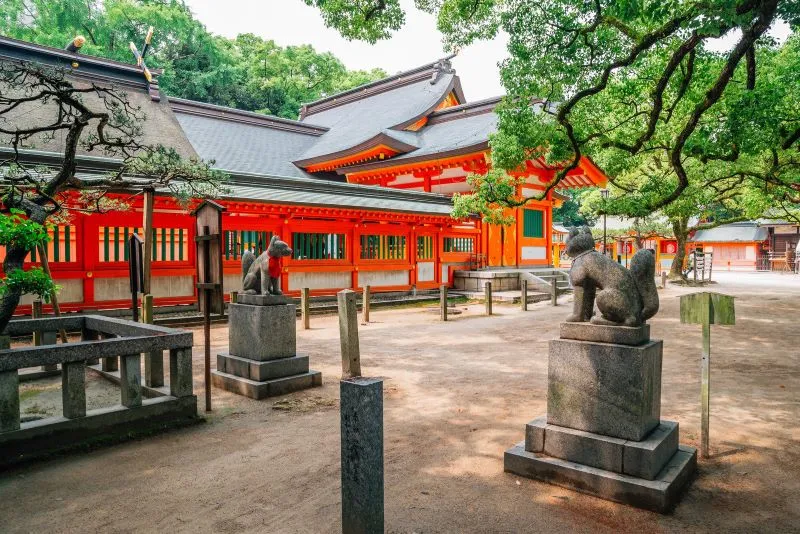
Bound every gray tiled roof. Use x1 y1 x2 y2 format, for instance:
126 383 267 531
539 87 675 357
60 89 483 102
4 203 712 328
295 73 457 163
174 112 318 179
691 223 769 243
388 108 496 163
223 176 454 215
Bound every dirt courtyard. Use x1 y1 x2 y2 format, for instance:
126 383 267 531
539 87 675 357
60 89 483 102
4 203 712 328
2 272 799 533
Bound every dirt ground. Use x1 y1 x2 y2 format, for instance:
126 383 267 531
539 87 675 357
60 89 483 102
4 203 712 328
2 272 799 533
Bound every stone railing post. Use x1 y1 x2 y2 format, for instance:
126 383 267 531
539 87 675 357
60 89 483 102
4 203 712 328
169 347 194 398
33 300 58 372
142 294 164 388
551 277 558 306
301 288 310 330
439 285 448 322
62 361 86 419
521 279 528 311
0 364 20 432
485 282 493 316
362 285 371 324
337 290 361 378
120 352 142 408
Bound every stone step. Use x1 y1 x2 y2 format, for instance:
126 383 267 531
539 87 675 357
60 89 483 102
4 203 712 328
211 369 322 399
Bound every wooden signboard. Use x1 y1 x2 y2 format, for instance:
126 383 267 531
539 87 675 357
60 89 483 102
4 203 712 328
679 291 735 459
192 200 225 315
192 199 225 413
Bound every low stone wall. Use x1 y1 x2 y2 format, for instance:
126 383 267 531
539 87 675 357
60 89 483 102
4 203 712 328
0 316 198 467
453 271 520 291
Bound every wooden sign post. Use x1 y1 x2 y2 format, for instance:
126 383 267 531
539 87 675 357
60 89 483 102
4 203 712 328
192 200 225 413
128 233 144 323
680 291 735 459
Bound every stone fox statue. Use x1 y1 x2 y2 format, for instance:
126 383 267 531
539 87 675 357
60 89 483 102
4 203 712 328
241 235 293 295
565 227 659 326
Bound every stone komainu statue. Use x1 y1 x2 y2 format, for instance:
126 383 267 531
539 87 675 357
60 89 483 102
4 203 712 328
241 235 293 295
565 226 659 327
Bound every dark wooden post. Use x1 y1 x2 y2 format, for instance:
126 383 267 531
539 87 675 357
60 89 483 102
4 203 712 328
301 288 310 330
128 233 144 323
521 279 528 311
362 285 371 324
192 200 226 413
142 188 155 295
439 285 448 322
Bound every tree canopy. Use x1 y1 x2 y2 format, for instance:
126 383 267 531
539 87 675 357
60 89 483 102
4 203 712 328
304 0 799 224
0 0 387 119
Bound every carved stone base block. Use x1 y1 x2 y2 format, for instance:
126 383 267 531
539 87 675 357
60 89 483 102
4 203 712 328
548 338 662 441
228 303 296 361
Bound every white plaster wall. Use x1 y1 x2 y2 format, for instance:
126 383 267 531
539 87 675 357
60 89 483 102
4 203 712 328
150 275 194 298
417 262 435 282
745 245 756 260
521 246 547 260
224 273 243 292
19 278 83 305
358 270 408 287
289 271 351 291
94 277 129 301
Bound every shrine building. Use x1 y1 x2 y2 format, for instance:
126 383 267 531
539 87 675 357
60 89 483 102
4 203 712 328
0 36 607 314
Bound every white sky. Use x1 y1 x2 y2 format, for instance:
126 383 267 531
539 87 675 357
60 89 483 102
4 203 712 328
182 0 507 102
183 0 791 103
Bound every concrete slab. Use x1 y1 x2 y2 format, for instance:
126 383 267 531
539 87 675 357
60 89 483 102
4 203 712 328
524 417 679 479
211 370 321 399
504 442 697 513
559 322 650 346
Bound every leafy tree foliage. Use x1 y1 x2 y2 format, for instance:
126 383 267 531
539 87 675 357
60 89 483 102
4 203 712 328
0 0 386 118
553 188 597 227
304 0 799 226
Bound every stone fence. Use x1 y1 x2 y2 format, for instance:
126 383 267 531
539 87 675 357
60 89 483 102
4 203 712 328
0 315 197 468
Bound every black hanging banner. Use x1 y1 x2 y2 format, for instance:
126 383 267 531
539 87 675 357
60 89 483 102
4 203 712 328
128 233 144 322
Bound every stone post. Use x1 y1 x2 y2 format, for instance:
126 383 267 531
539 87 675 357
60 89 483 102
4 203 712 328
337 290 361 378
661 271 667 289
62 361 86 419
169 347 194 398
551 278 558 306
521 279 528 311
362 286 371 324
301 288 310 330
485 282 492 316
340 377 384 534
439 285 448 322
142 294 164 388
120 354 142 408
0 368 20 432
33 300 57 371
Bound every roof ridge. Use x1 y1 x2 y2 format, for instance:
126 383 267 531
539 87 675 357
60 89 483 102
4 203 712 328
299 54 457 119
169 97 328 136
0 34 159 75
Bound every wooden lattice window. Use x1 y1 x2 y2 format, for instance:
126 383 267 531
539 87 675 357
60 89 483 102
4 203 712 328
443 237 474 253
360 234 407 260
417 236 434 260
292 232 346 260
522 209 544 238
224 230 272 260
0 224 77 264
99 227 188 262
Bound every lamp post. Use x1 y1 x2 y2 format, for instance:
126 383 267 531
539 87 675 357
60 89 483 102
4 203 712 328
601 189 609 257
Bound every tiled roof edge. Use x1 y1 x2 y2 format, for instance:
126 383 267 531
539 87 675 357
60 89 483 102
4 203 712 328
426 96 503 124
0 35 155 91
169 97 328 136
299 54 458 119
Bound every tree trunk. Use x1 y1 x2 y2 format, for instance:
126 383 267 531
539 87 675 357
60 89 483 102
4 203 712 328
0 205 49 334
0 243 29 334
670 217 689 279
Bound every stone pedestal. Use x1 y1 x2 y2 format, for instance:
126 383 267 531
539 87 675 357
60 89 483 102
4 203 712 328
212 299 321 399
504 323 696 513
